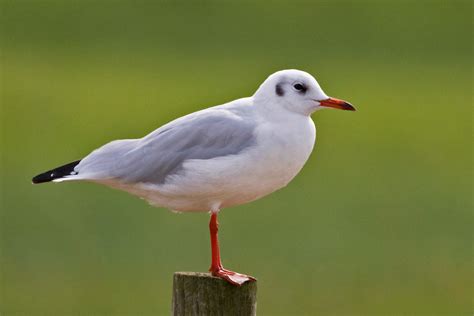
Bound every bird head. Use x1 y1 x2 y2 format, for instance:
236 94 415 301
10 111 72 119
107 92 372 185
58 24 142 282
253 69 355 116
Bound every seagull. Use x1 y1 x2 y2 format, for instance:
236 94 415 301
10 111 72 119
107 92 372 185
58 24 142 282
32 69 355 286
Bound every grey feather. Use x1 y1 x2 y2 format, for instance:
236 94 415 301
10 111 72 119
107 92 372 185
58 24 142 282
75 108 256 184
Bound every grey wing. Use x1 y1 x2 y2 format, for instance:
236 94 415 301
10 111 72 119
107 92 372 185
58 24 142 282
75 109 256 184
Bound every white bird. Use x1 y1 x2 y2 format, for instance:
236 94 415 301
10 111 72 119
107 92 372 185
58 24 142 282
32 69 355 285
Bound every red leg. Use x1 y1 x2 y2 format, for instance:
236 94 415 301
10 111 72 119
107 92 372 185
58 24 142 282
209 212 256 286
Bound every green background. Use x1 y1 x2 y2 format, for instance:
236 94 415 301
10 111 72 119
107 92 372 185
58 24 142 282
1 1 472 315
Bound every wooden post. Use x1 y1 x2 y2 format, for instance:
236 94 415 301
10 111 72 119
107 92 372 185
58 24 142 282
172 272 257 316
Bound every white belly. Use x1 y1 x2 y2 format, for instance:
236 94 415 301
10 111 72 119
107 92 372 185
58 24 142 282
114 116 316 212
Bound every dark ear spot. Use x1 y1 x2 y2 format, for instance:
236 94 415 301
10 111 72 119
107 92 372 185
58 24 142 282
276 84 284 96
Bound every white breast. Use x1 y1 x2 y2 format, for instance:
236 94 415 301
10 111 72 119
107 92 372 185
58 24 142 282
241 115 316 199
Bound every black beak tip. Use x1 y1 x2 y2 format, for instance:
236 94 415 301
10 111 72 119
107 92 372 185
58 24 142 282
345 102 356 111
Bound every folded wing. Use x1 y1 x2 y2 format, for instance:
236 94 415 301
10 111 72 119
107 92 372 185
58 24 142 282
74 109 256 184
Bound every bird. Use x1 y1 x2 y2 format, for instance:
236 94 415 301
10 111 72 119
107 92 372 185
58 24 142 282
32 69 355 286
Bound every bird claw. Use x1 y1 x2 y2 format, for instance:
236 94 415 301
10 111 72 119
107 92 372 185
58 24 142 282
210 267 256 286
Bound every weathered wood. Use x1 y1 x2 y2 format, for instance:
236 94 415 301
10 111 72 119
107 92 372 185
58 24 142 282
172 272 257 316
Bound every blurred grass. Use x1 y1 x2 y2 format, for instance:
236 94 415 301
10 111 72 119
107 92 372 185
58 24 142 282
1 0 472 315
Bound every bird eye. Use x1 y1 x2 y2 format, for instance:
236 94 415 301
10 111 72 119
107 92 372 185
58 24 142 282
293 83 305 91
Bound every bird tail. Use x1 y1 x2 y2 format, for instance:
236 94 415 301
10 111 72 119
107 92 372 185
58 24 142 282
32 160 81 184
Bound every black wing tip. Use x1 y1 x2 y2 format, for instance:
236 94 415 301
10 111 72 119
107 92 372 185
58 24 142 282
31 159 81 184
32 173 50 184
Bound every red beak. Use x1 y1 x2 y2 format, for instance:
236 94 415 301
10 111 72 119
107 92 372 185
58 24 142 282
319 97 356 111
